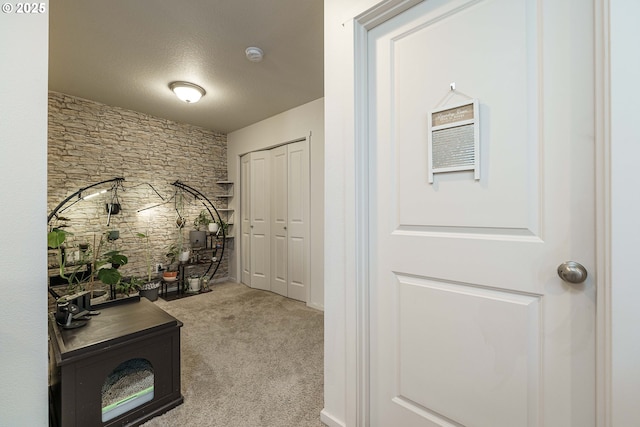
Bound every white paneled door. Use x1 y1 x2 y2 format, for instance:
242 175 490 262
270 141 310 301
242 141 310 302
240 153 252 286
270 145 289 297
242 150 270 291
285 140 310 302
367 1 596 426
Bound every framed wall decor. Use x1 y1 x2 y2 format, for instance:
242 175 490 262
427 99 479 183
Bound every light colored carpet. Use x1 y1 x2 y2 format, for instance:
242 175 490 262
141 281 325 427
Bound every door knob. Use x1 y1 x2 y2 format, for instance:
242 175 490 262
557 261 588 284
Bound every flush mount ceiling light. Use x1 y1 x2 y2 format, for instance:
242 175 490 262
245 46 264 62
169 81 206 103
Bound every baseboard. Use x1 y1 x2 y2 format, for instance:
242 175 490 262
307 301 324 312
320 409 346 427
211 276 230 284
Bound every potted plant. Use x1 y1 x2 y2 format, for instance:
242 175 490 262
162 270 178 282
193 209 213 231
178 246 190 263
48 229 128 296
165 243 178 265
48 228 86 293
136 232 160 301
174 217 190 262
138 280 160 301
163 244 180 285
187 274 201 293
190 211 209 249
216 218 229 236
96 249 128 285
116 276 142 297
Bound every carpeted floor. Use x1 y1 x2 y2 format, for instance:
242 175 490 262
141 281 325 427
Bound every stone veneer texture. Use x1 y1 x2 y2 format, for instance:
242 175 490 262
48 91 231 286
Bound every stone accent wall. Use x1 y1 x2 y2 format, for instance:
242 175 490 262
48 91 232 288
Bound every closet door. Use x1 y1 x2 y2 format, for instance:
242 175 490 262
248 151 270 291
286 140 309 302
270 145 288 297
240 154 252 286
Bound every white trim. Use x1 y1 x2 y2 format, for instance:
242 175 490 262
237 136 308 158
307 301 325 312
353 2 425 426
321 408 347 427
595 0 612 426
607 1 640 424
355 0 424 29
353 14 370 427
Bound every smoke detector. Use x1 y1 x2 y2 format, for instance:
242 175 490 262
245 47 264 62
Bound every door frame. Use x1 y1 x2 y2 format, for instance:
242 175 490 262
350 0 611 426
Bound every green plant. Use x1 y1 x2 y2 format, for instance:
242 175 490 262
193 209 213 230
165 243 179 266
96 250 128 286
48 229 87 291
136 232 154 283
91 231 128 287
47 228 68 251
47 229 128 292
117 276 142 296
217 218 229 235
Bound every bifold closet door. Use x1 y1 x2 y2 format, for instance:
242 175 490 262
243 141 309 302
269 140 310 301
240 154 251 286
240 151 270 290
270 145 288 297
285 140 309 302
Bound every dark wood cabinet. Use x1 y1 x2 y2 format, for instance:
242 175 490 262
49 298 183 426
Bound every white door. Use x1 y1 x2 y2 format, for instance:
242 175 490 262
270 145 288 297
368 1 595 426
249 151 270 291
240 153 252 286
286 140 310 302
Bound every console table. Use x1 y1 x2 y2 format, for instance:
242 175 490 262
49 298 183 426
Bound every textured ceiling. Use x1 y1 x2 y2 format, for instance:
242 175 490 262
48 0 324 133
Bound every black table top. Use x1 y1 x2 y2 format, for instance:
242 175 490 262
49 298 181 365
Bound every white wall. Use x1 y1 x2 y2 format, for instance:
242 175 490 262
323 2 377 425
227 98 325 310
611 0 640 425
0 4 49 426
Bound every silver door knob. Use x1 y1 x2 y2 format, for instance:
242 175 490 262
557 261 588 284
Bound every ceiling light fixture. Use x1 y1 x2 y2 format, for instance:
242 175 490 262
169 81 206 103
245 47 264 62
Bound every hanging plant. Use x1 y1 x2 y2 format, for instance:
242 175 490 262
176 216 186 228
